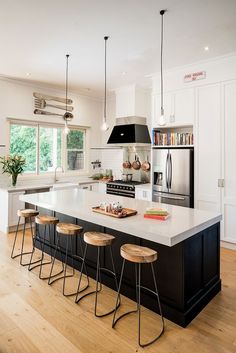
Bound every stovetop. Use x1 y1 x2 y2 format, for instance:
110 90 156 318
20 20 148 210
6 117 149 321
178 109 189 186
108 180 146 186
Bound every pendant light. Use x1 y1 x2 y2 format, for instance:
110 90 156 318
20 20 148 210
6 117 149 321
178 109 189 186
158 10 166 126
63 54 73 134
101 36 109 131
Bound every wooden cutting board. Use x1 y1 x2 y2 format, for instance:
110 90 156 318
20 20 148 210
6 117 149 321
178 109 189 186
92 206 137 218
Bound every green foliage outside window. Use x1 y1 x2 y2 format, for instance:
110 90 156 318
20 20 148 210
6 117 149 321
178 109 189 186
9 123 85 173
10 125 36 172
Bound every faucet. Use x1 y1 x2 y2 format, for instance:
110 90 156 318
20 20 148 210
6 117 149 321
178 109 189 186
54 166 64 183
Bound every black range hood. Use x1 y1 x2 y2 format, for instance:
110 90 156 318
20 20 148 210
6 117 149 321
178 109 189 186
107 117 151 145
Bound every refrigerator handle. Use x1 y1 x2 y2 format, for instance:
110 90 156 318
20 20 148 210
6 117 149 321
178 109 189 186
165 153 169 189
169 153 172 189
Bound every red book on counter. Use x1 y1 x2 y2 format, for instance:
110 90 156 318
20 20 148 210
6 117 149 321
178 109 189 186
144 214 169 221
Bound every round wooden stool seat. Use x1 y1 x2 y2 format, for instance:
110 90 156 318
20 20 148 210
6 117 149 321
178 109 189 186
56 223 83 236
84 231 115 247
120 244 158 264
17 209 39 218
35 215 59 225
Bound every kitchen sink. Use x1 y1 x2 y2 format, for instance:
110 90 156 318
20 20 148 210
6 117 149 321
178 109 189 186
51 182 78 190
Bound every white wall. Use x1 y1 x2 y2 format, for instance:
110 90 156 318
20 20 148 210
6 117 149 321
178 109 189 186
0 77 103 180
152 53 236 94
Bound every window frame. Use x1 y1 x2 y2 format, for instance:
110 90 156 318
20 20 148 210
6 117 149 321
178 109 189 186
7 119 88 176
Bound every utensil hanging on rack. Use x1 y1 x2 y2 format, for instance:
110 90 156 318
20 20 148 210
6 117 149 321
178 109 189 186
122 156 131 169
132 154 141 170
33 92 73 105
34 109 63 117
34 98 73 111
141 155 151 172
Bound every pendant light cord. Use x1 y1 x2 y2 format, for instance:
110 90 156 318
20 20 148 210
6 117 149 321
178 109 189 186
65 54 69 113
104 36 109 122
160 10 166 115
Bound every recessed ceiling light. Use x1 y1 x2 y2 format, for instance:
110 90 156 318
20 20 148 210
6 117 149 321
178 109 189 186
26 72 31 77
121 71 127 76
204 46 209 51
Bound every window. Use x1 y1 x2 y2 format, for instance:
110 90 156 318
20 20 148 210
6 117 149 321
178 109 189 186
39 126 62 172
9 121 86 174
67 130 85 171
10 124 37 173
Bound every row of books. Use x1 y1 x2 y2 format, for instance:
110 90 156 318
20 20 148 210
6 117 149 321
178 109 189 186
144 208 169 221
152 130 194 146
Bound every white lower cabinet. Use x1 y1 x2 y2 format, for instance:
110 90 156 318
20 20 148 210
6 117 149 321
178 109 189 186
79 182 98 192
8 191 25 227
98 182 107 194
135 188 152 201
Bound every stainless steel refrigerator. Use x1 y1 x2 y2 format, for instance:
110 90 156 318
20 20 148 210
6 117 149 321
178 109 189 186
152 147 194 208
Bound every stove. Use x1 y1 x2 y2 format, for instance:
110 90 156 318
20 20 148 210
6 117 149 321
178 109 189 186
106 180 146 198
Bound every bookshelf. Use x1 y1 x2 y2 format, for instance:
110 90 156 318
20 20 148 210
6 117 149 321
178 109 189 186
152 125 194 147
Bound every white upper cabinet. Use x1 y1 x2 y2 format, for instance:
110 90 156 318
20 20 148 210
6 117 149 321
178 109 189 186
173 89 195 126
152 88 194 127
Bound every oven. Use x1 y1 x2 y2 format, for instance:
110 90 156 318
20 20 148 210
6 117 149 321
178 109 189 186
106 182 136 198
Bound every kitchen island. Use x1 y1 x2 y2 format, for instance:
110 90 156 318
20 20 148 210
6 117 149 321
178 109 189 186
20 189 222 327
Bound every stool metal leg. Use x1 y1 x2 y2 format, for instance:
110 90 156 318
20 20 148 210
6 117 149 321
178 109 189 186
38 225 55 279
11 216 21 259
112 259 137 328
75 243 91 302
62 235 77 297
112 260 164 348
76 244 120 317
48 232 64 285
11 216 35 263
28 222 45 271
11 216 37 266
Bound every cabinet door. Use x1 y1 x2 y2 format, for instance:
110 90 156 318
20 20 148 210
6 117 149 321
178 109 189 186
222 81 236 243
91 183 98 192
135 188 151 201
152 93 173 127
8 191 25 226
196 84 221 213
98 182 107 194
173 88 195 125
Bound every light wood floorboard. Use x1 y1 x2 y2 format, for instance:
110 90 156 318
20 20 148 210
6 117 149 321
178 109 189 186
0 231 235 353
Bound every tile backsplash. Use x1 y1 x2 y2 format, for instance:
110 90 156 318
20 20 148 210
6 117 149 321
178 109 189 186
122 147 151 183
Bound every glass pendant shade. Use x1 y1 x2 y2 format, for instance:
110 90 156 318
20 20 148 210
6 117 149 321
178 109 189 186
101 119 109 131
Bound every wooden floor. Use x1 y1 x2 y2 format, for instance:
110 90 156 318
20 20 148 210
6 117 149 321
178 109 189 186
0 231 236 353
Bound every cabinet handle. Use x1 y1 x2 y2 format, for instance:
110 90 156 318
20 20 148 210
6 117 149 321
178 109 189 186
218 179 224 188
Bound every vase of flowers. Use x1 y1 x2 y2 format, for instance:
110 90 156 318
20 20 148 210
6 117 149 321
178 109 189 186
0 155 26 186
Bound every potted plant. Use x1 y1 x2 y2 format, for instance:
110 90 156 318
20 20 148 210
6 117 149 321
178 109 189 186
0 155 26 186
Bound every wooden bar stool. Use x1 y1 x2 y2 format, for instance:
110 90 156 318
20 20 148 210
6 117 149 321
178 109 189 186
28 214 62 279
112 243 164 348
75 231 120 317
48 223 89 297
11 209 39 266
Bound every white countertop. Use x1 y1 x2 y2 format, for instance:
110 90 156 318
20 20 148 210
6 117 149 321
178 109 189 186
0 178 98 193
135 183 151 190
20 189 222 247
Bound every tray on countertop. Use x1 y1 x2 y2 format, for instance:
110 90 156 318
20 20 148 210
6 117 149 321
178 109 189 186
92 206 137 218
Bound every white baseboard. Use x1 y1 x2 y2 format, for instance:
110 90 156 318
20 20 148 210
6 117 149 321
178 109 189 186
221 240 236 251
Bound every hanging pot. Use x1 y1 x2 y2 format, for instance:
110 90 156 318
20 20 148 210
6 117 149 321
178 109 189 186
132 155 141 170
141 156 151 172
122 156 131 169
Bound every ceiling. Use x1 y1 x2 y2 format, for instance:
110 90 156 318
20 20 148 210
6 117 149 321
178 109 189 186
1 0 236 97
